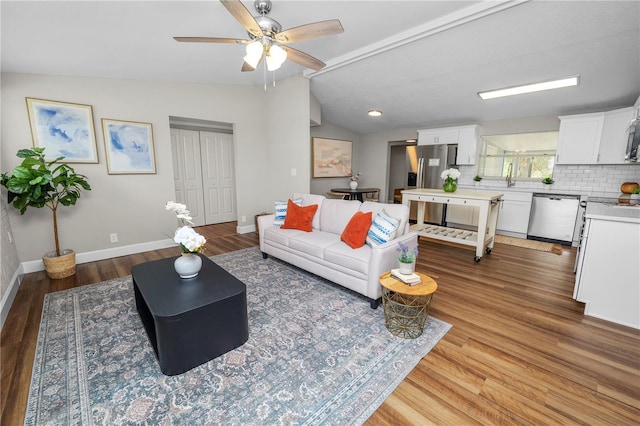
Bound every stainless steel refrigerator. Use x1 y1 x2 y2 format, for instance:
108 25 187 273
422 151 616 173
407 144 458 224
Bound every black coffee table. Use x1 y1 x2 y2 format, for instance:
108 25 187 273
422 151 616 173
132 254 248 376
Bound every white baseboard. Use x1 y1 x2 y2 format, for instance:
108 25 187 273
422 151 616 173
21 239 175 274
236 224 256 234
1 267 23 331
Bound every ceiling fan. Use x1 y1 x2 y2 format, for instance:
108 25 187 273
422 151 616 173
174 0 344 72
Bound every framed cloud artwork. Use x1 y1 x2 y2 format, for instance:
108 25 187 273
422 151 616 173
311 137 352 178
25 98 99 163
101 119 156 174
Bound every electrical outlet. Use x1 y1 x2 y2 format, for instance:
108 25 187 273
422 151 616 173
110 233 118 243
241 215 247 223
291 168 297 176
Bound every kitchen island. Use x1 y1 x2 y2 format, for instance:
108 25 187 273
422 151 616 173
401 189 503 262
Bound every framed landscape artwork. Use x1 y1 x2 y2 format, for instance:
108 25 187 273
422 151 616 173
312 137 352 178
101 119 156 174
25 98 98 163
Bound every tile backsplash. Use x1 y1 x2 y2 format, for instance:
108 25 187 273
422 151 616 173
459 164 640 197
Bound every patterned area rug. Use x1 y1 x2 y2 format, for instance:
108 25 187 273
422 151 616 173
25 247 451 425
495 235 563 255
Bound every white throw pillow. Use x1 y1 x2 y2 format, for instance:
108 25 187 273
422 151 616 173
274 198 302 226
366 209 400 247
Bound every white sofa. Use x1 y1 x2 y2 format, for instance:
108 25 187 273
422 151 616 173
257 193 418 308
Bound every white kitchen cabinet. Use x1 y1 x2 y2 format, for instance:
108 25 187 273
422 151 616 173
556 107 634 164
496 191 532 236
556 113 604 164
598 107 635 164
418 128 459 145
456 125 480 165
417 124 479 165
574 216 639 329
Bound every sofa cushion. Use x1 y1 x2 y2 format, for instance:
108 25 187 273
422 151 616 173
293 193 325 230
340 211 373 249
324 241 370 275
366 209 400 247
360 201 409 237
289 231 340 258
319 199 362 234
281 200 318 232
263 226 306 247
274 198 302 226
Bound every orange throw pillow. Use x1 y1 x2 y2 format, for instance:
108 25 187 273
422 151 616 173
341 211 373 249
281 199 318 232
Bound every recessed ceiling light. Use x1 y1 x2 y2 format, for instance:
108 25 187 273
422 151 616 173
368 110 383 117
478 75 579 100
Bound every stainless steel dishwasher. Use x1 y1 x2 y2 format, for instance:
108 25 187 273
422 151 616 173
527 193 581 245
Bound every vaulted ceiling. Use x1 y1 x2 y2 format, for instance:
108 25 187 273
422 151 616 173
2 1 639 134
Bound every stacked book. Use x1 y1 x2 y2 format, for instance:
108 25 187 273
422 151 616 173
390 269 421 285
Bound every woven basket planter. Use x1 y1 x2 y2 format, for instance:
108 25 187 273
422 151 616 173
42 249 76 279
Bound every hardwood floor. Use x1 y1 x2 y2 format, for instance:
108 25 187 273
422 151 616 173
2 222 638 425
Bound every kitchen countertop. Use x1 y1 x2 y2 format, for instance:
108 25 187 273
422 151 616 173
586 197 640 222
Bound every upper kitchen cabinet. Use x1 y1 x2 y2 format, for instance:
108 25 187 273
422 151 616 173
556 107 634 165
598 107 635 164
456 125 480 165
418 124 479 165
418 127 459 145
556 112 604 164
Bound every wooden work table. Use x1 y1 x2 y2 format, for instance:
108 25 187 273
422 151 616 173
401 188 503 262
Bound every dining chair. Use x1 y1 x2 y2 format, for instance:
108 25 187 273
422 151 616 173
364 188 381 202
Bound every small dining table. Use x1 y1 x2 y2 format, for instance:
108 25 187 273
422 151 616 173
330 187 379 202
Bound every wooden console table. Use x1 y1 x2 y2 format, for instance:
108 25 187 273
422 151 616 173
401 189 503 262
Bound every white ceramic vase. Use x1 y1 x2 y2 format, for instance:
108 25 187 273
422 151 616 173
350 180 358 190
174 253 202 279
398 260 415 275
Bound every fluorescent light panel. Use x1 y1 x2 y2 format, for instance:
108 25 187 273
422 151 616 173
478 76 579 100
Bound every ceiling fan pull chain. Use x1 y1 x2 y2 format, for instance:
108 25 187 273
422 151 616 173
263 60 267 91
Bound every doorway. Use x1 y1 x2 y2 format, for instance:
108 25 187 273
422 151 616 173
170 125 237 226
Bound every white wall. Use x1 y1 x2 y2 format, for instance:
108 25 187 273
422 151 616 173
266 75 312 200
1 72 310 264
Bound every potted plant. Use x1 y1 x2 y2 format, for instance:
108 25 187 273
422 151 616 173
396 241 418 275
441 168 460 193
542 176 554 188
473 175 482 187
1 147 91 279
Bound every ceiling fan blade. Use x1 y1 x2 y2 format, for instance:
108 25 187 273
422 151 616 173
174 36 245 44
220 0 263 38
275 20 344 44
282 46 325 71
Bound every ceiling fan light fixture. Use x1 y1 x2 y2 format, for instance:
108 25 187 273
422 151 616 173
266 44 287 71
243 40 263 69
478 75 580 100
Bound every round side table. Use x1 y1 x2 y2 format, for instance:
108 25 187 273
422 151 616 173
379 271 438 339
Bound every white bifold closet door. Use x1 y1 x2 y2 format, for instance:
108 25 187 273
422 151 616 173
171 128 236 226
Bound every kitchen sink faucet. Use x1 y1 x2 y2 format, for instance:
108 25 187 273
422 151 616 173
506 163 515 187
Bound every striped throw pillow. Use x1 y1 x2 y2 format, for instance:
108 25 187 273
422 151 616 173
366 209 400 247
274 198 302 226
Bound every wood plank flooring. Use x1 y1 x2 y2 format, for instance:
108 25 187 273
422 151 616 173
2 222 638 425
